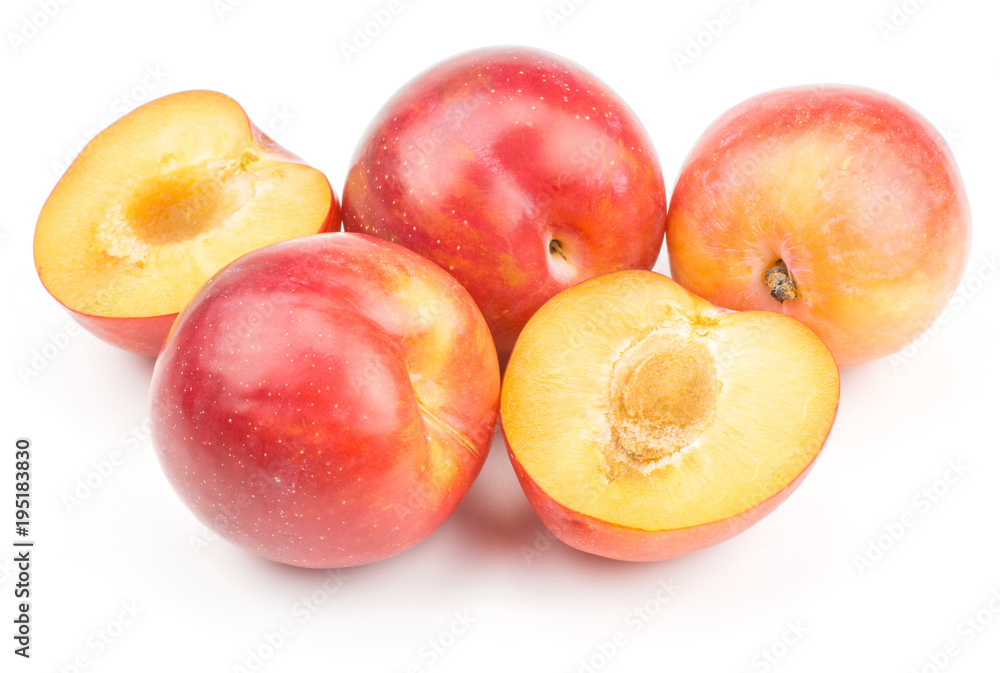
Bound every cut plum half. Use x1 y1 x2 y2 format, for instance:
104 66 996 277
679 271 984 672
34 90 338 356
501 270 839 562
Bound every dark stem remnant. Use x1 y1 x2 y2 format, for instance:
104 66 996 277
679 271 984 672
764 260 798 303
549 238 567 261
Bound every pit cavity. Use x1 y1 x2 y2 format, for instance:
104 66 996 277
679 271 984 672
605 326 717 476
86 154 257 270
126 154 259 247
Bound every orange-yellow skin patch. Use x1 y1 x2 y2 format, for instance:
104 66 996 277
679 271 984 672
666 86 971 368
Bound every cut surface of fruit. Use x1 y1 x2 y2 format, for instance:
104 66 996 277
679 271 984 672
501 270 839 556
34 90 336 355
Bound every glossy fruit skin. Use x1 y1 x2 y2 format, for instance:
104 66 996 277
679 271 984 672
67 310 178 357
37 115 339 358
343 46 667 366
666 85 971 368
150 233 499 568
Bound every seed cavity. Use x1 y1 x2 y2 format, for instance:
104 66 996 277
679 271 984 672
605 326 717 478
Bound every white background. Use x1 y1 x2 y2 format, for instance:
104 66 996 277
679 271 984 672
3 0 999 671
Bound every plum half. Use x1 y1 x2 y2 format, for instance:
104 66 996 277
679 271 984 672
501 270 839 562
34 90 338 356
